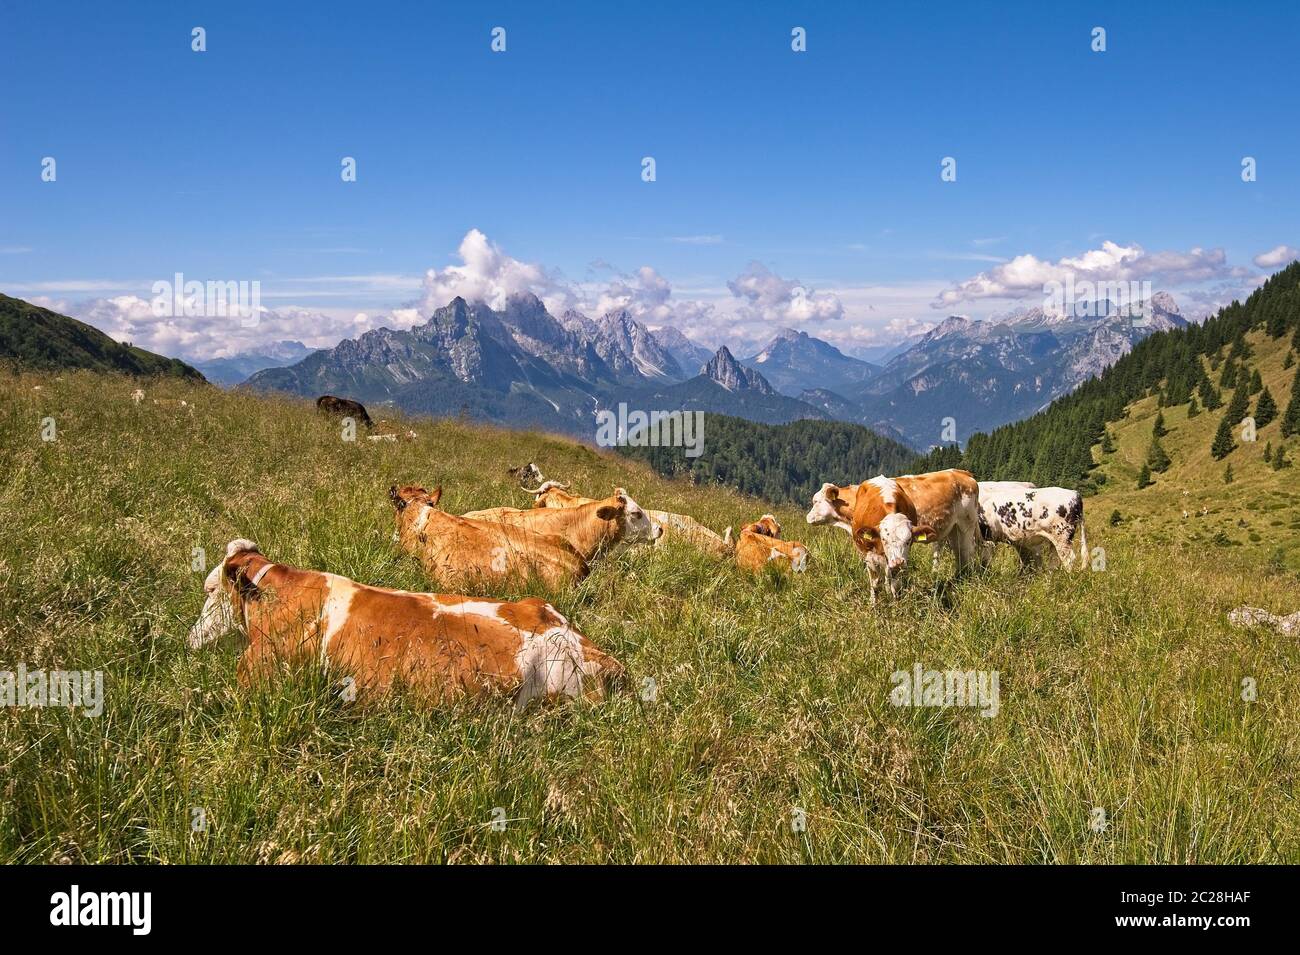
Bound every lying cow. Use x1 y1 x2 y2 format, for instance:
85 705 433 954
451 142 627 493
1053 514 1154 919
461 488 662 561
316 394 374 430
188 539 623 708
976 482 1087 570
808 469 979 602
521 480 732 557
735 515 808 575
390 485 588 590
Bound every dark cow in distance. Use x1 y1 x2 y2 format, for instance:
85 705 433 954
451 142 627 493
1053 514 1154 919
316 395 373 430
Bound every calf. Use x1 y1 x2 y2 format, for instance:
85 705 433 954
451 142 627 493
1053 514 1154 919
188 539 623 708
390 485 588 590
977 483 1087 570
316 394 374 430
735 515 808 575
462 488 661 561
522 480 732 557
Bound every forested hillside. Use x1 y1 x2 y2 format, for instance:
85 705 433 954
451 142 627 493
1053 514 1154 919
617 413 917 504
915 263 1300 490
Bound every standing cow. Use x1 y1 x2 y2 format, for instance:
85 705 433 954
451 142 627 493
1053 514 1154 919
807 469 980 602
976 482 1087 570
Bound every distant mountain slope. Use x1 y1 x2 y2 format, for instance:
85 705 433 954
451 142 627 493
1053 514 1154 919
849 295 1187 446
651 325 713 376
741 328 878 396
914 263 1300 492
609 347 828 426
194 341 319 386
0 293 202 379
618 412 918 505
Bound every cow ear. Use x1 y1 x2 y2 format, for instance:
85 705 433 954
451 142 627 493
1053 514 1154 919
389 485 405 510
821 482 839 500
596 503 623 521
913 524 935 542
429 486 443 507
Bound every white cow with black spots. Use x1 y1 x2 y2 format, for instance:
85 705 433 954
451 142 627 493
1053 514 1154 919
976 482 1087 570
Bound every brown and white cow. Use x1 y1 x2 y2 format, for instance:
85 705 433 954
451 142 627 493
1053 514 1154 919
807 469 979 601
520 480 733 557
735 515 809 575
188 539 623 708
462 488 661 561
390 485 588 590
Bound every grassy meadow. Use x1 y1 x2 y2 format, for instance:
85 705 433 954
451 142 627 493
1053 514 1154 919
1 368 1298 863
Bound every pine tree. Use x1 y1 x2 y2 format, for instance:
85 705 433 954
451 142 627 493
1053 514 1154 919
1187 396 1201 418
1212 414 1236 459
1100 429 1115 453
1249 368 1263 395
1264 441 1273 463
1255 386 1278 428
1147 435 1171 472
1199 376 1222 411
1283 366 1300 438
1225 382 1250 423
1286 351 1295 370
1273 445 1290 470
1153 410 1167 437
1137 463 1153 489
1220 359 1237 388
1224 463 1234 484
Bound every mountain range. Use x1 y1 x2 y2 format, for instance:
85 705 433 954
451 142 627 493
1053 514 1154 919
241 290 1187 449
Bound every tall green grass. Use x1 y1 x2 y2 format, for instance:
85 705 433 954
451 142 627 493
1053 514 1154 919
1 370 1297 863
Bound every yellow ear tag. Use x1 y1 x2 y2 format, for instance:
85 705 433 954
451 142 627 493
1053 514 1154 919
915 533 928 542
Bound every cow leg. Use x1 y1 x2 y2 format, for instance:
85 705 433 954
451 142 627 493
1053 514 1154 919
1051 533 1077 570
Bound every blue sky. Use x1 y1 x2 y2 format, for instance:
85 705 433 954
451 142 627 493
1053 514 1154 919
2 0 1298 359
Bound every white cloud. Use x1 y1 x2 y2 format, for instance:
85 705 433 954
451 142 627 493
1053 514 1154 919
726 262 844 326
669 234 723 245
1253 244 1299 269
933 241 1245 308
417 228 575 316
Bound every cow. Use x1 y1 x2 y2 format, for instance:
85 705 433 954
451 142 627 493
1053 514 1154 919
808 469 980 602
735 515 808 575
508 462 546 487
188 539 623 709
461 488 662 561
390 485 589 590
976 483 1087 570
130 388 145 404
520 480 733 557
316 395 374 430
805 479 943 573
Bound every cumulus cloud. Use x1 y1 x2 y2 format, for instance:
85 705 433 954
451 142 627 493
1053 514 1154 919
726 262 844 325
418 228 575 316
933 241 1245 308
1253 244 1299 269
37 294 424 362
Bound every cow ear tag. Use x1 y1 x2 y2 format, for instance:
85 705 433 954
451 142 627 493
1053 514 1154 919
915 532 928 542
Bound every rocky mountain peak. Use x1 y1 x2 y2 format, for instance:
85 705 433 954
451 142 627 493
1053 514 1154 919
705 346 776 395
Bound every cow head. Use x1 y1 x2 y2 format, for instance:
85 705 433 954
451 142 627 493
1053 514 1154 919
746 514 782 538
806 483 854 528
861 513 934 575
596 488 662 544
508 462 545 486
188 538 264 649
524 480 576 508
389 484 442 513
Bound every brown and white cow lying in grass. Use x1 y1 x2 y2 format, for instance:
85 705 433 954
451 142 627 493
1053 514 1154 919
461 487 662 560
807 469 979 602
520 480 733 557
735 515 808 575
390 485 588 590
188 539 623 708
